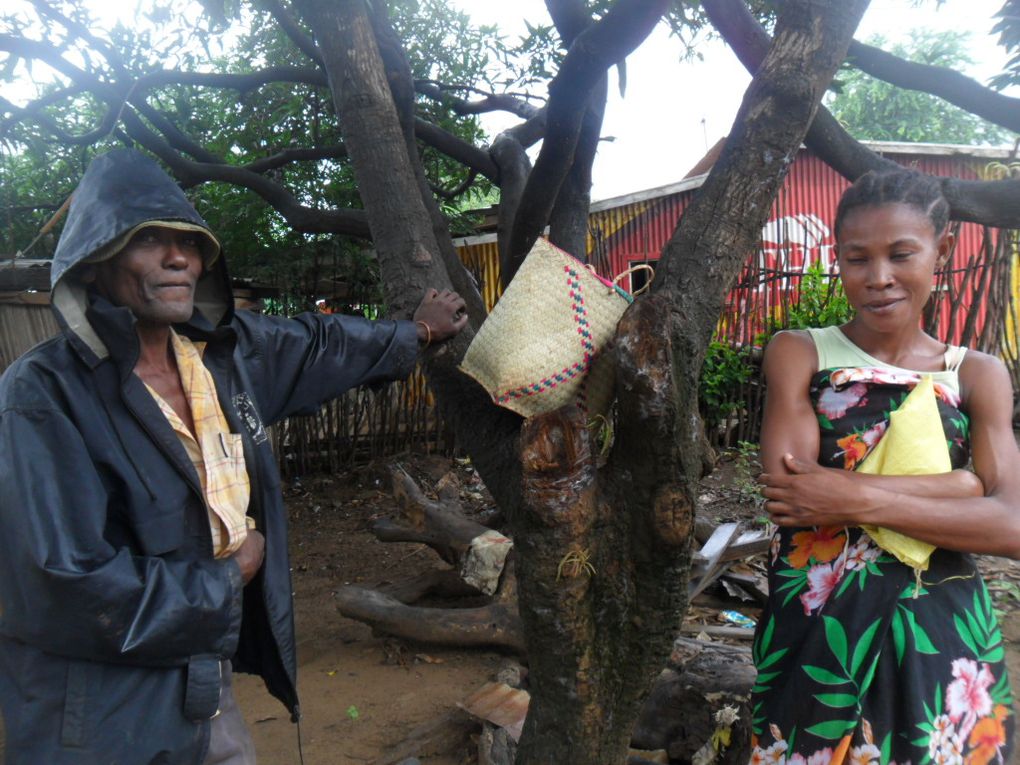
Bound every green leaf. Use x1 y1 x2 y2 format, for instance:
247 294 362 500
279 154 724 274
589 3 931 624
823 616 849 669
880 732 892 763
758 615 776 658
804 718 856 740
982 646 1005 663
851 618 881 677
803 664 848 685
818 414 835 430
859 652 880 695
903 609 939 655
991 672 1013 704
754 670 783 685
974 589 991 633
892 609 906 666
757 647 789 671
965 606 986 643
783 588 803 608
814 692 858 709
837 572 857 598
955 614 981 657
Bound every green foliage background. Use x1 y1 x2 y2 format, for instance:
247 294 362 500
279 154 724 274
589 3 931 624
827 29 1015 145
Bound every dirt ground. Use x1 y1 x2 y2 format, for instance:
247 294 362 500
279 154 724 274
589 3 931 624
4 450 1020 764
240 451 1020 765
236 455 505 765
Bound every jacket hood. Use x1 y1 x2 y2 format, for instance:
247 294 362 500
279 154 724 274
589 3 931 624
50 148 234 361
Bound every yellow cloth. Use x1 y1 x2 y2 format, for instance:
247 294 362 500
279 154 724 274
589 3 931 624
146 331 252 558
857 375 950 570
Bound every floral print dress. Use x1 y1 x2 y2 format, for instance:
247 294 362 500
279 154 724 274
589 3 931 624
750 366 1014 765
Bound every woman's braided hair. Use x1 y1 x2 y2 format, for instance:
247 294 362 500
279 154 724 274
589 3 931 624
834 169 950 240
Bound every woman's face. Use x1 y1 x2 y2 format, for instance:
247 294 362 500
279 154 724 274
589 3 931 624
835 202 953 333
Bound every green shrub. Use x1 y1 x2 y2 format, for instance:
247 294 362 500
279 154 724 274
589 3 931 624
700 341 754 436
781 259 853 331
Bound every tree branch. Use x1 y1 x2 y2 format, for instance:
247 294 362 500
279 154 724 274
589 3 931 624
542 0 607 259
413 118 499 181
135 66 328 91
505 107 548 148
119 107 371 238
414 81 541 119
242 144 349 173
504 0 669 284
846 39 1020 134
704 0 1020 229
545 0 593 47
258 0 325 67
429 168 479 200
131 99 222 163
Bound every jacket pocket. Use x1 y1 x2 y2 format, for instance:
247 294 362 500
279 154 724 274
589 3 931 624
132 500 186 556
60 660 90 747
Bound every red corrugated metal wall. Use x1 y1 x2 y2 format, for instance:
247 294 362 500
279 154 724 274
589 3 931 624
592 149 999 346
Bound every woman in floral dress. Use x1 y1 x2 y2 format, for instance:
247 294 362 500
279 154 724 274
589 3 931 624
753 170 1019 765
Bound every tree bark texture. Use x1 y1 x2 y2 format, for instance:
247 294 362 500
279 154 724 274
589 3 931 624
703 0 1020 229
654 0 871 510
548 76 608 261
545 0 609 261
503 0 669 284
510 295 693 764
366 3 489 322
292 0 525 510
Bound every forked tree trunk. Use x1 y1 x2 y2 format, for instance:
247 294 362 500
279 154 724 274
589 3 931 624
293 1 868 762
511 295 693 764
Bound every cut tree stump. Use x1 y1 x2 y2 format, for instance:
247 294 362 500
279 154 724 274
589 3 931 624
335 560 525 653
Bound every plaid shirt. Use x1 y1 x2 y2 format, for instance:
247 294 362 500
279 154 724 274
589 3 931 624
146 330 252 558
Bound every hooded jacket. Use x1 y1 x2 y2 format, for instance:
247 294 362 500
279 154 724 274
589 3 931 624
0 149 419 763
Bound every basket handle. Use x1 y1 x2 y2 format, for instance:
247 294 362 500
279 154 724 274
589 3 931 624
613 264 656 296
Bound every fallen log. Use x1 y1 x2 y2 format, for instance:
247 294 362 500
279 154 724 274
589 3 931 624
375 567 483 604
335 586 525 652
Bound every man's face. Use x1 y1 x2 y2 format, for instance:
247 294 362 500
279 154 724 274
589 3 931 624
92 226 205 327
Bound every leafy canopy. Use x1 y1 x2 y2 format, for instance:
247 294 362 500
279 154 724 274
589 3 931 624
827 29 1013 145
0 0 506 298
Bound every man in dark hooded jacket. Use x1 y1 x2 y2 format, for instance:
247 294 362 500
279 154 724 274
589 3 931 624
0 148 468 764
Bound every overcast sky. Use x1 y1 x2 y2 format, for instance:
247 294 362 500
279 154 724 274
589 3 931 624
451 0 1019 201
8 0 1017 201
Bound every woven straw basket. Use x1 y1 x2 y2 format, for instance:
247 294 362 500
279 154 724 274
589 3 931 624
460 238 644 418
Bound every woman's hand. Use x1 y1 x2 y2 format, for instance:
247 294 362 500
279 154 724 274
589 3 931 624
761 454 985 528
760 454 869 527
413 288 468 345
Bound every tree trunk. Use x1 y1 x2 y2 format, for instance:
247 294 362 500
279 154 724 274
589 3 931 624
653 0 871 538
294 2 871 764
510 295 693 764
293 0 526 510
